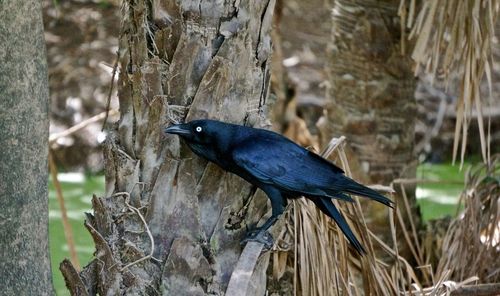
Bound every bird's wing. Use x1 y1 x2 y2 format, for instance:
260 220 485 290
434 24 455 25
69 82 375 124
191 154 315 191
232 135 393 207
231 138 348 199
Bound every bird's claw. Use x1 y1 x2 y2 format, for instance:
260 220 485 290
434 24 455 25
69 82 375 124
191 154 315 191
241 229 274 250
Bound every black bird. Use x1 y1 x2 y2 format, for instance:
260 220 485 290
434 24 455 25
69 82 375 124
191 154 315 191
164 119 392 254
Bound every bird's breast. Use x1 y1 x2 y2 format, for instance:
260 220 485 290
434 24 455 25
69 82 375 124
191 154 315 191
188 143 232 169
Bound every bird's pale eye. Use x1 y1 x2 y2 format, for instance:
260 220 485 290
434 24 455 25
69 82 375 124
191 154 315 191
195 126 202 132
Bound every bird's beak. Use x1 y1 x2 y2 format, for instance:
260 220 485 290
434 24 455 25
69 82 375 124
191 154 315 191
164 124 191 136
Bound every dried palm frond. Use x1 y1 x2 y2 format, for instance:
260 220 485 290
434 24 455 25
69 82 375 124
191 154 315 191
399 0 500 167
279 139 499 295
284 137 423 295
404 274 480 296
436 155 500 283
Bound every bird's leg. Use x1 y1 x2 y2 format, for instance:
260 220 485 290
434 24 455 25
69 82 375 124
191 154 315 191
242 186 284 249
241 216 277 249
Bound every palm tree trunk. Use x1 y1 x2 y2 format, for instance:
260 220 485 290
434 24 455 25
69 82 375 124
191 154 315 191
61 0 276 294
317 0 421 259
0 1 53 294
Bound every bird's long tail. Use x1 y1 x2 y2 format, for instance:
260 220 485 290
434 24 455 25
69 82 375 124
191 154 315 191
342 179 393 208
311 197 366 255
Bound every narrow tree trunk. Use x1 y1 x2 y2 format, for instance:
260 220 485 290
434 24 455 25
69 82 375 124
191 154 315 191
62 0 275 294
0 1 53 294
317 0 421 259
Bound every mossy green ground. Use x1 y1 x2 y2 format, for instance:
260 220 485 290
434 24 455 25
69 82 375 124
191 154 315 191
48 163 469 295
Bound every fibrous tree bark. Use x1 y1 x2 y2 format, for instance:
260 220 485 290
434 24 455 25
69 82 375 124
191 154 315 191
61 0 276 295
0 1 54 294
317 0 421 259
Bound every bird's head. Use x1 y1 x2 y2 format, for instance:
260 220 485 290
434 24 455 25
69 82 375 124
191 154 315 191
164 120 229 146
164 120 235 163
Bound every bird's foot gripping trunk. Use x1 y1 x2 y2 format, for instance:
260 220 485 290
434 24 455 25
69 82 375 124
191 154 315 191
241 229 274 249
241 213 280 249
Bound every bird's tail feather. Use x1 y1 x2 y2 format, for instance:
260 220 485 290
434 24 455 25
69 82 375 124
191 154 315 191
311 197 366 255
343 181 393 207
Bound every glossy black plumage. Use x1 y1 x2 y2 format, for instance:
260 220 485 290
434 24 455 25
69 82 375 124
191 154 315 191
164 119 393 254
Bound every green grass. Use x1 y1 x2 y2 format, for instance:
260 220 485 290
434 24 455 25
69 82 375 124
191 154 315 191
416 163 467 221
48 173 104 296
47 162 470 294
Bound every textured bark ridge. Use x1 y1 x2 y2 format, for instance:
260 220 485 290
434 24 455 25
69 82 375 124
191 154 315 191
61 0 276 295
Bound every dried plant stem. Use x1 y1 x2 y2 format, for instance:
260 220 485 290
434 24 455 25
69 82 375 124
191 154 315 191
49 109 118 144
450 283 500 296
48 151 80 270
111 192 157 271
436 157 500 285
102 54 119 131
400 0 500 166
400 183 424 265
393 178 463 185
226 242 265 296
